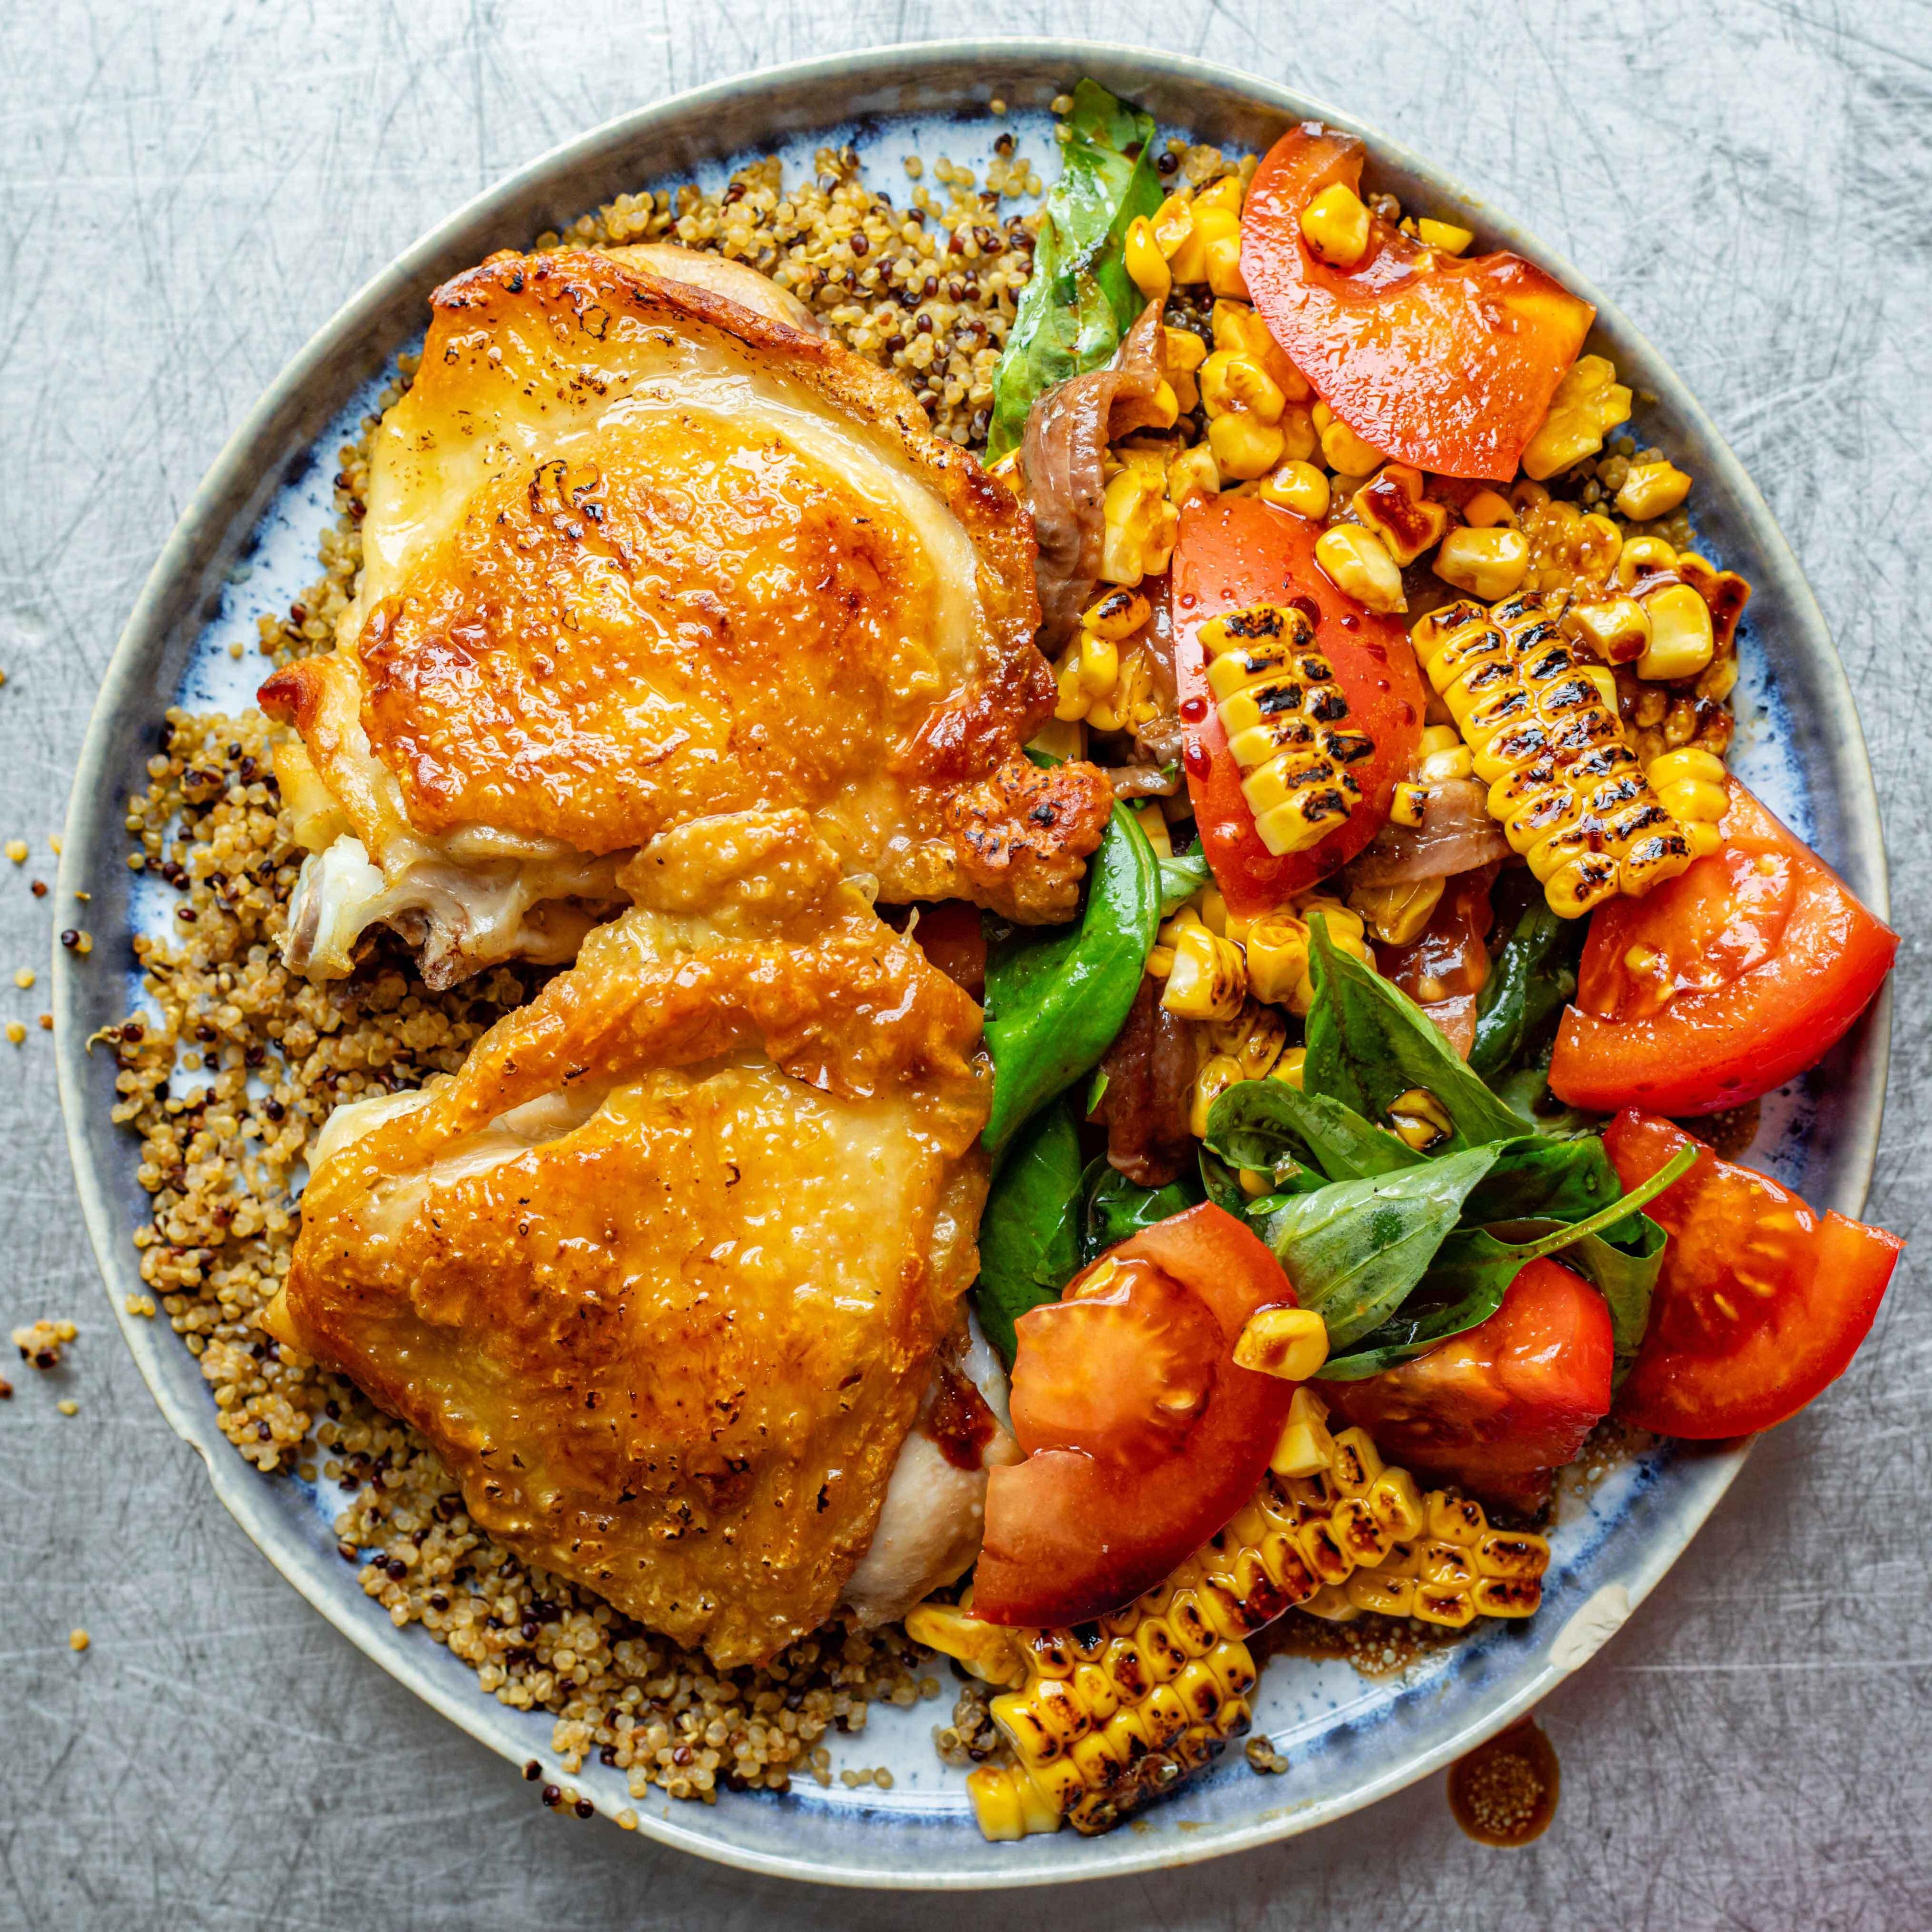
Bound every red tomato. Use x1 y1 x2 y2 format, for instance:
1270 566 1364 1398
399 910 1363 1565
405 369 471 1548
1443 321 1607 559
975 1204 1299 1627
1170 495 1425 919
1240 124 1594 479
1319 1258 1613 1511
1603 1111 1902 1438
1549 780 1897 1116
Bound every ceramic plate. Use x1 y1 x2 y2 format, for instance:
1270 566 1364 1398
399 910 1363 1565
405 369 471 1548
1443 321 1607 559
53 39 1890 1890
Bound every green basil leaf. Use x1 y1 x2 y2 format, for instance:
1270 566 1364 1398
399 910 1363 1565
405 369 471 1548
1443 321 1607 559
1459 1134 1624 1228
985 80 1162 459
1317 1271 1517 1381
982 802 1159 1161
1198 1145 1248 1216
1302 916 1526 1150
1157 847 1212 917
1256 1145 1500 1349
1470 900 1578 1082
1203 1077 1421 1189
1081 1160 1204 1263
974 1100 1084 1362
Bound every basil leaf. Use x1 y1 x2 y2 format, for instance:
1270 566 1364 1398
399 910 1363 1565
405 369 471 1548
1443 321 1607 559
1198 1145 1248 1215
985 80 1161 459
982 802 1159 1162
1157 847 1212 917
974 1100 1084 1362
1203 1077 1420 1189
1302 917 1526 1150
1257 1145 1500 1349
1318 1273 1516 1381
1082 1160 1204 1263
1489 1063 1603 1139
1470 901 1580 1082
1459 1134 1624 1228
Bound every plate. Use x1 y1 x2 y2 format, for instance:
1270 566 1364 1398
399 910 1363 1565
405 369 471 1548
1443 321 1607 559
51 39 1891 1890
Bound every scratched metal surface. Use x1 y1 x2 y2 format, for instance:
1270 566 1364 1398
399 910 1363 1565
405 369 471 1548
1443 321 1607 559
2 3 1929 1926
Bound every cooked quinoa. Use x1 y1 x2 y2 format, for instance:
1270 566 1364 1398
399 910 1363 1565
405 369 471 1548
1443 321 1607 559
12 1317 76 1369
109 130 1699 1818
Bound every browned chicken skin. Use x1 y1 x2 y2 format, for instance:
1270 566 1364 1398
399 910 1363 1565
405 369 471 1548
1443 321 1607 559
265 812 992 1667
261 248 1109 985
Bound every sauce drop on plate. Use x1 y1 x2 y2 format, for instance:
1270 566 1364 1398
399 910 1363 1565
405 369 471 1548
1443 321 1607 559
1447 1715 1560 1847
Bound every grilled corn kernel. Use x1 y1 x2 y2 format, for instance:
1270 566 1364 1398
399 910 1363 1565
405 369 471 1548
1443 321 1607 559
1355 464 1451 567
1417 722 1473 783
1196 173 1246 217
905 1603 1027 1687
1200 350 1287 425
1204 231 1249 300
1313 525 1406 615
1208 413 1286 481
1124 215 1173 303
1269 1386 1334 1477
1100 468 1178 586
1054 651 1091 722
1256 459 1330 519
1615 459 1693 522
1168 444 1222 506
1522 354 1633 480
1564 594 1652 666
1163 923 1248 1023
1389 780 1428 827
1163 325 1208 373
1635 583 1715 682
1235 1307 1330 1381
1312 402 1388 478
1300 182 1371 267
1414 216 1474 254
1189 1053 1247 1139
1462 488 1516 528
1153 193 1207 283
1434 526 1530 601
1269 1046 1307 1090
1613 533 1679 590
1349 875 1445 946
1209 998 1287 1078
1083 586 1153 642
1078 628 1120 698
1211 301 1310 399
1145 943 1175 978
1389 1087 1454 1152
1276 404 1319 464
1242 912 1310 1006
1412 593 1702 916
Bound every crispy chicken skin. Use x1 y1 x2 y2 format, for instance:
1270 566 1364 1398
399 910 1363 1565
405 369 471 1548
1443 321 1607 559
261 247 1109 985
264 812 991 1667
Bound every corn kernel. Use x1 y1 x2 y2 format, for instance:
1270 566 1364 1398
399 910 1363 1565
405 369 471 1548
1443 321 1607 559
1243 913 1309 1006
1256 460 1329 519
1389 1087 1453 1151
1269 1046 1307 1089
1313 524 1405 614
1078 629 1120 698
1415 216 1474 255
1312 404 1388 479
1164 923 1248 1023
1522 354 1633 480
1635 583 1715 682
1153 194 1206 284
1615 533 1680 590
1417 723 1473 783
1348 875 1444 946
1100 468 1176 585
1168 444 1221 506
1355 464 1452 565
1209 998 1285 1077
1235 1307 1330 1381
1461 488 1515 528
1054 652 1090 722
1389 781 1427 827
1564 594 1652 665
1083 587 1152 641
1433 526 1530 600
1189 1053 1246 1138
1208 412 1286 481
1274 404 1319 465
1123 215 1172 303
1204 231 1248 300
1163 325 1208 373
1200 351 1286 426
1299 183 1371 268
1615 459 1693 522
1195 174 1246 217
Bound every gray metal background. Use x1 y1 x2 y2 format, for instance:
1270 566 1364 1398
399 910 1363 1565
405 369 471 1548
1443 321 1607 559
3 3 1928 1926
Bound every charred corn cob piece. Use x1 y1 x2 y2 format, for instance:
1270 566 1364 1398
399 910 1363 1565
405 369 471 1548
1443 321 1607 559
1200 602 1376 858
1412 594 1717 917
910 1391 1551 1839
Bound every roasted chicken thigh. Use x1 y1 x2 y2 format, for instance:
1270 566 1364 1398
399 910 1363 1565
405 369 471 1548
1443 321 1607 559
265 811 998 1666
263 246 1110 986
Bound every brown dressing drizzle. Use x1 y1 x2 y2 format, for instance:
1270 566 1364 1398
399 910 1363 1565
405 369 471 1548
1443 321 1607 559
1447 1715 1560 1847
927 1361 998 1471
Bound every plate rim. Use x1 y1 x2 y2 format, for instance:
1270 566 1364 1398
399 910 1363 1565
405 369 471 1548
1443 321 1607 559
51 35 1890 1890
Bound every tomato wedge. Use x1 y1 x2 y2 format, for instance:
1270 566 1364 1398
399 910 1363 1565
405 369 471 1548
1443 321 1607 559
1319 1257 1612 1512
1549 780 1897 1116
1171 495 1425 919
1240 124 1594 479
1604 1111 1902 1438
975 1203 1299 1627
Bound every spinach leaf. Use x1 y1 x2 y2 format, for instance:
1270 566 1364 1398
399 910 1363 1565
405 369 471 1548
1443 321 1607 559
1256 1145 1500 1349
1471 900 1581 1083
1157 847 1212 918
1203 1077 1420 1190
985 79 1162 459
982 802 1159 1162
1082 1159 1204 1263
1459 1134 1624 1228
974 1100 1085 1362
1302 917 1526 1149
